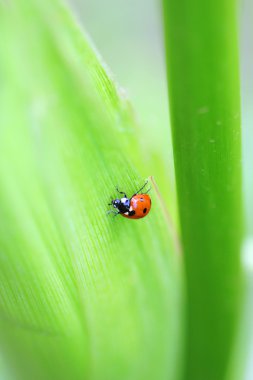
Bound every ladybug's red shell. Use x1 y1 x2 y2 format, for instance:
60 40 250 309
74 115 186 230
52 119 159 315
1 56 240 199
122 194 151 219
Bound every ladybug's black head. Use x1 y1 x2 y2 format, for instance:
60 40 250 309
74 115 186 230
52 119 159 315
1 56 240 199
112 199 121 208
112 197 130 213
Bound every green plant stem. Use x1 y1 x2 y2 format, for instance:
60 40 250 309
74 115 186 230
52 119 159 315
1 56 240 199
163 1 243 379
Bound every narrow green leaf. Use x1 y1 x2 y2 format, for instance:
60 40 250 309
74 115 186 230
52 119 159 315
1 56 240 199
163 1 243 379
0 1 182 380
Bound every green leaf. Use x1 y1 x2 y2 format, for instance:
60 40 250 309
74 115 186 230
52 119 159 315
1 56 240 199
163 0 243 379
0 1 182 380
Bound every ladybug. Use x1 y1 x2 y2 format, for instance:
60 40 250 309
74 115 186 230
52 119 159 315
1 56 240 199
108 180 151 219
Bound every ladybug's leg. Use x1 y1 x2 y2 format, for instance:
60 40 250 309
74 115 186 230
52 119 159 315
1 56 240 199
133 180 149 196
116 186 127 198
108 196 114 206
107 210 119 216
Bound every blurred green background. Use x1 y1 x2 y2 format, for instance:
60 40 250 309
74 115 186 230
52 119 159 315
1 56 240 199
0 0 252 379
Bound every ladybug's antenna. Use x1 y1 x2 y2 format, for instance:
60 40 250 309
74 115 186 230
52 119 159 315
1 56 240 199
134 180 149 195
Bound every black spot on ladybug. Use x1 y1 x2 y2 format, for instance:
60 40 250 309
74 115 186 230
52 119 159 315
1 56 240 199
129 210 136 216
140 197 144 202
143 208 147 214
